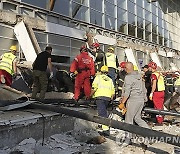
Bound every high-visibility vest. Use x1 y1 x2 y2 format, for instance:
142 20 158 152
152 72 165 91
0 52 16 75
105 52 117 69
92 74 115 98
175 76 180 86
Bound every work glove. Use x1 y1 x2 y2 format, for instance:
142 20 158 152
149 93 153 101
90 76 94 80
118 103 125 110
49 72 53 79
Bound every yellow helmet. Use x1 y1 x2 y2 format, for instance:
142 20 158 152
133 65 138 71
101 65 108 73
108 47 114 52
10 45 17 51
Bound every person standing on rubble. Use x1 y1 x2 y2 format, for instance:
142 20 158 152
0 45 18 86
70 45 95 101
91 65 115 134
118 62 149 147
105 47 119 85
148 62 165 125
90 42 106 73
31 46 53 100
116 61 127 97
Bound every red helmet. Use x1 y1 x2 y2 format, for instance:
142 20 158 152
119 62 126 68
148 62 157 69
92 42 100 48
80 45 87 52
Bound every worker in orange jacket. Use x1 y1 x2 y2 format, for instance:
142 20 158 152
70 45 95 101
148 62 165 125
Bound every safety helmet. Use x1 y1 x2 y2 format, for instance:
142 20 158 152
101 65 108 73
148 62 157 69
108 47 114 52
92 42 100 48
80 45 87 52
10 45 17 51
119 62 126 68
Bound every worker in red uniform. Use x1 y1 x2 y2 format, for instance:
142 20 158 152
70 45 95 101
0 45 18 86
148 62 165 125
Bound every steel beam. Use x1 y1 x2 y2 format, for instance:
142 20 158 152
29 103 180 147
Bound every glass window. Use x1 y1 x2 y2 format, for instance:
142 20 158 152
35 32 47 43
90 10 102 26
72 0 88 6
152 33 157 43
71 39 84 48
144 0 151 12
137 6 143 18
136 0 143 7
53 0 69 16
118 8 127 22
137 17 143 28
159 35 163 45
72 2 88 21
105 1 115 17
118 21 127 33
152 25 157 34
152 14 157 25
128 24 136 37
128 12 135 25
105 16 115 30
145 11 152 22
48 34 70 46
145 30 151 41
137 27 143 39
117 0 126 9
128 0 135 14
50 44 70 56
158 17 162 28
21 0 46 8
158 26 163 36
90 0 102 11
0 25 14 38
152 3 157 15
145 20 151 31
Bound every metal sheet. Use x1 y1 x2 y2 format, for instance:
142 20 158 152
14 21 37 63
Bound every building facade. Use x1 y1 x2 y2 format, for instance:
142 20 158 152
0 0 179 70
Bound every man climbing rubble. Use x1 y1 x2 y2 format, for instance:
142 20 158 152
91 65 115 135
118 62 149 147
31 46 53 100
0 45 18 86
105 46 119 85
70 45 95 101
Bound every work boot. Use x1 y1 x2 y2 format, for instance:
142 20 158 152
0 75 5 84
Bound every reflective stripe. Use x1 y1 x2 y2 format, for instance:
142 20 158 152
0 52 16 75
105 52 116 69
92 74 115 98
74 57 78 62
153 72 165 91
175 76 180 86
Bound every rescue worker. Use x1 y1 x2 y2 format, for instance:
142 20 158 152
0 45 18 86
31 46 53 100
119 62 149 147
91 65 115 134
165 72 174 94
116 61 126 97
142 65 153 108
91 43 106 73
148 62 165 125
105 47 119 84
70 45 95 101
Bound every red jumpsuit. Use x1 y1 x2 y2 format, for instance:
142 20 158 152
151 74 165 124
70 51 95 101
